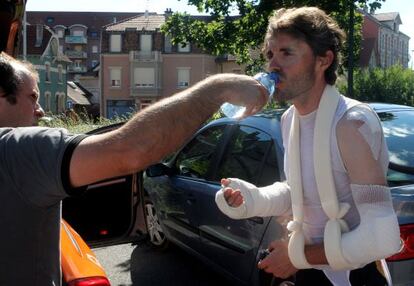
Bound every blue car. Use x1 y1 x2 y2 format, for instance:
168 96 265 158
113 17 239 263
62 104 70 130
143 103 414 286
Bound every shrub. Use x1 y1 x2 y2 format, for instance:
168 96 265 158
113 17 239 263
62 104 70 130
339 65 414 106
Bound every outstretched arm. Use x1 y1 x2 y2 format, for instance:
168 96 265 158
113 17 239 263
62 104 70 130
69 74 268 187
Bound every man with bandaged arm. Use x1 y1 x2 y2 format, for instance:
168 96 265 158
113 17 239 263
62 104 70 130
215 7 401 286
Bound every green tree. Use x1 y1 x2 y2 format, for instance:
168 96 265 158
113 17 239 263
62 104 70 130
162 0 385 74
338 65 414 105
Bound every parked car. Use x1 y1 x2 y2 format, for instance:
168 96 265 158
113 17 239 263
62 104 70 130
143 103 414 286
61 220 110 286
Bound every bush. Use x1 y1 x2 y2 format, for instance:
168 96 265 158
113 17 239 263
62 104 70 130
339 65 414 106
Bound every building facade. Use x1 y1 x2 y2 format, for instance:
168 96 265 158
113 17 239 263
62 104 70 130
21 24 70 114
100 12 222 118
27 12 137 80
360 10 410 69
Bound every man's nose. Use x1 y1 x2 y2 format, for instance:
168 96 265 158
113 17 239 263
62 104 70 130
268 57 281 72
35 103 45 118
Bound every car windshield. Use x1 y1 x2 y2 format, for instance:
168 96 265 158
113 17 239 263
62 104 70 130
379 110 414 186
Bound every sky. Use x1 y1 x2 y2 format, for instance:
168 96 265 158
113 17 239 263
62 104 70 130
26 0 414 66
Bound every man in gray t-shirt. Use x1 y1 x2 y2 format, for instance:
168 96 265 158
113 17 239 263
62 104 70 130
0 47 268 285
0 127 86 285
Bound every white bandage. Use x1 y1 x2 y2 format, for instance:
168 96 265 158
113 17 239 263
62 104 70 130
215 178 291 219
331 184 401 269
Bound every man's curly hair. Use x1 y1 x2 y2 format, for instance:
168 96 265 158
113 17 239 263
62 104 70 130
263 7 346 85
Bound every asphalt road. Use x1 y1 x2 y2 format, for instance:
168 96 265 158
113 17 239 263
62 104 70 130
94 241 234 286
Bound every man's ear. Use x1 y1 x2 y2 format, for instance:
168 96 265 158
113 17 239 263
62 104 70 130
317 50 334 71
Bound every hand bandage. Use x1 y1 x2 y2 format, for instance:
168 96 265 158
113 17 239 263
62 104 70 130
215 178 291 219
337 184 401 268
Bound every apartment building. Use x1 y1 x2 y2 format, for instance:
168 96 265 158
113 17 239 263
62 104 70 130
360 9 410 68
26 12 137 80
100 12 220 118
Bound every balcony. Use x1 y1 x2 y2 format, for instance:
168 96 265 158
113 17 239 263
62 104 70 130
67 65 87 73
65 35 87 44
130 85 161 97
130 51 161 62
65 50 87 58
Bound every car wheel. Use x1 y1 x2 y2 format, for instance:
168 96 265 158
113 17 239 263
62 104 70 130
144 198 169 249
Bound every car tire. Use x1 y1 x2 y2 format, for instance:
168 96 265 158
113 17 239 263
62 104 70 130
144 198 169 250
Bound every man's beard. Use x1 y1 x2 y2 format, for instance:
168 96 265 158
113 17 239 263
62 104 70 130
274 62 317 103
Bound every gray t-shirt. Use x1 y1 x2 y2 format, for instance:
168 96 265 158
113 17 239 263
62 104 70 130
0 127 86 286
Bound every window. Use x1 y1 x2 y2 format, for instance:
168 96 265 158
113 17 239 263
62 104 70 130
175 125 227 179
216 125 279 186
57 65 63 83
110 34 121 52
73 30 84 36
45 62 51 82
44 92 51 112
92 45 98 53
178 41 191 53
35 25 43 47
106 100 135 119
134 67 155 87
140 34 152 53
56 29 64 38
140 99 153 109
110 68 121 87
177 68 190 88
57 93 66 113
91 60 98 68
91 31 98 38
164 35 172 53
47 17 54 24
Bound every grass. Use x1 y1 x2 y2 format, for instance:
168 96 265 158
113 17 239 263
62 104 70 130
39 111 133 134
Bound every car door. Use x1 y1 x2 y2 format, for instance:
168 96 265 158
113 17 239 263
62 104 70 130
62 123 147 247
145 123 234 252
193 124 285 284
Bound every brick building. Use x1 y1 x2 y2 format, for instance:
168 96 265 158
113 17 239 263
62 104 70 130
359 9 410 68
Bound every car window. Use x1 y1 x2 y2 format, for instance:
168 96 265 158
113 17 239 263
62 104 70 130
217 125 278 187
379 110 414 186
175 125 227 179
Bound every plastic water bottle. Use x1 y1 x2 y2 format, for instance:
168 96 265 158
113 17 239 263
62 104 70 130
220 72 279 118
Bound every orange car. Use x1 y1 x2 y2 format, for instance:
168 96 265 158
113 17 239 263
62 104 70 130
61 220 110 286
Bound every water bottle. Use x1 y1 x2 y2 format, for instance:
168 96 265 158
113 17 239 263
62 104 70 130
220 72 279 118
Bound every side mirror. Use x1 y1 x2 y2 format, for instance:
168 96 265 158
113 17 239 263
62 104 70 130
146 163 172 177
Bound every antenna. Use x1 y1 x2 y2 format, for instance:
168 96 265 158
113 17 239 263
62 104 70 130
145 0 149 13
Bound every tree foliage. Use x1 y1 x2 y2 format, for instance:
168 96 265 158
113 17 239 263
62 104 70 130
338 65 414 105
161 0 386 73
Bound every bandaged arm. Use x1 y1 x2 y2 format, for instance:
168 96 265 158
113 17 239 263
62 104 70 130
327 107 401 269
337 184 400 268
215 178 291 219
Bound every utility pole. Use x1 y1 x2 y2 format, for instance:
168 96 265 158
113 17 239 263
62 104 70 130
347 0 355 98
23 3 27 60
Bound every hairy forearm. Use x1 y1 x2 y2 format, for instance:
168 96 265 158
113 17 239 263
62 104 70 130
70 73 267 187
118 80 222 170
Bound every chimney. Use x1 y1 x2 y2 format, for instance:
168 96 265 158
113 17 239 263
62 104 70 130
164 8 173 18
113 17 117 23
145 10 149 18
